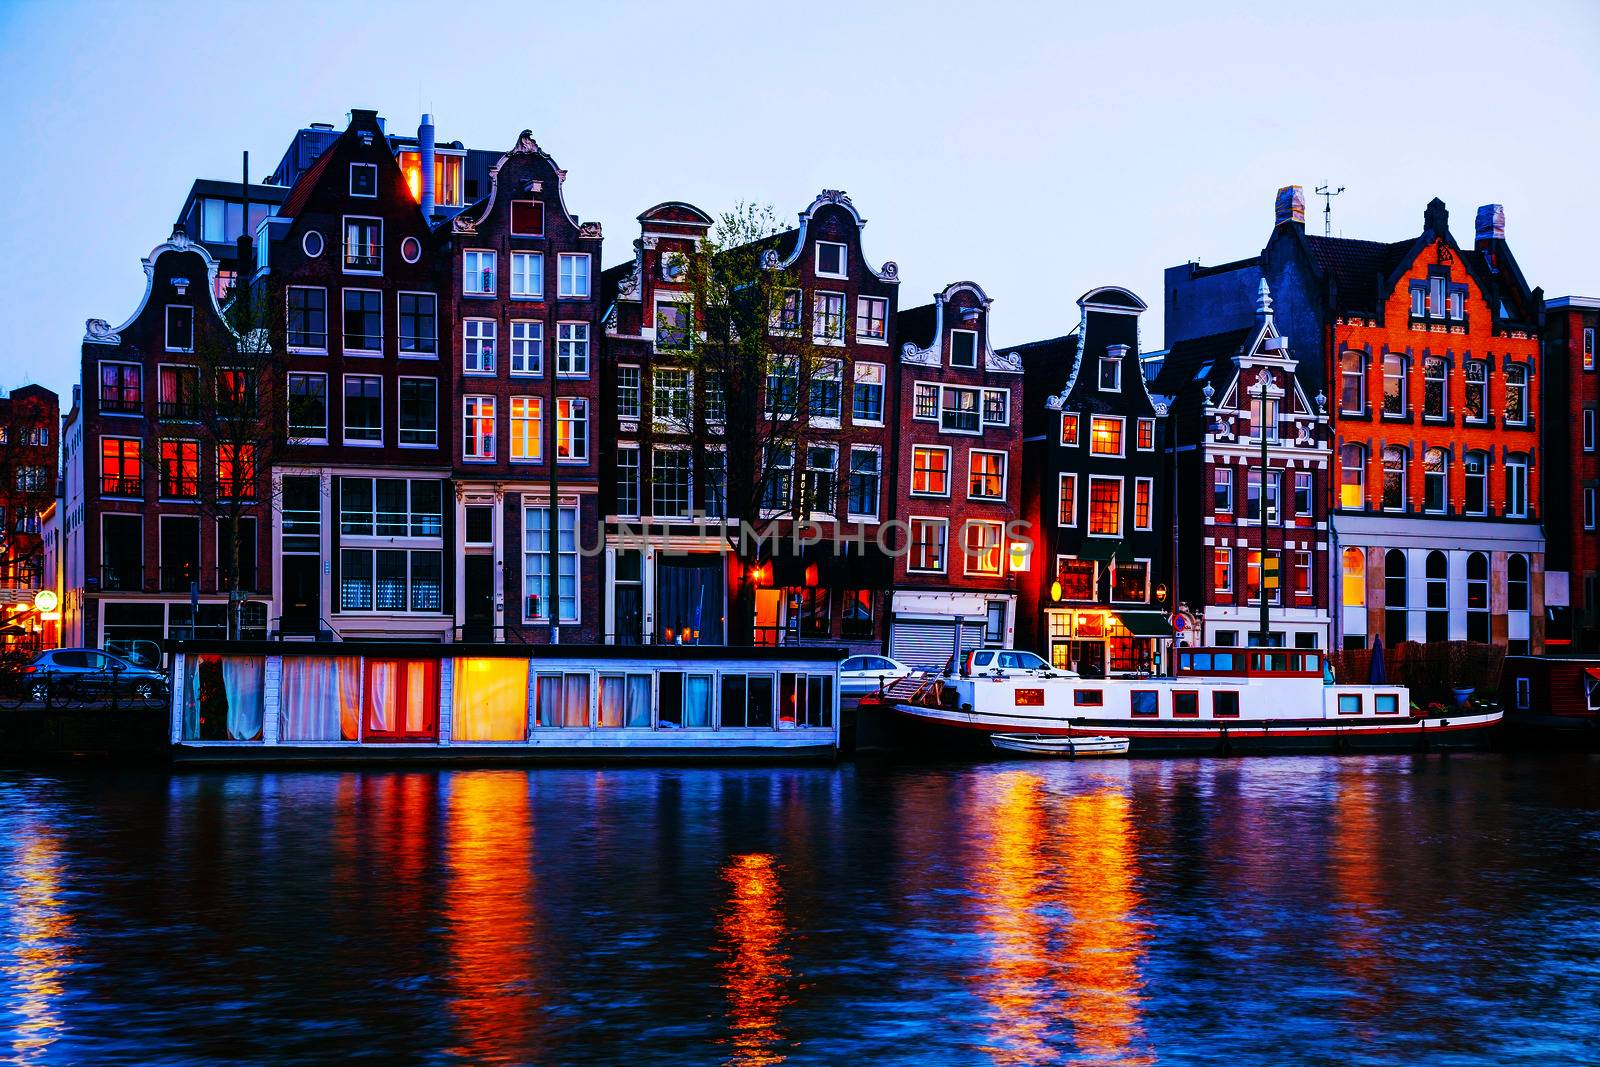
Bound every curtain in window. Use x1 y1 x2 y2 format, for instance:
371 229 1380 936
453 658 529 741
182 654 264 740
683 675 712 727
401 661 432 734
221 656 265 741
280 656 361 741
560 673 590 727
368 660 397 733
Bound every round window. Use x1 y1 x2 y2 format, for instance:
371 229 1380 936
401 236 422 264
302 230 324 258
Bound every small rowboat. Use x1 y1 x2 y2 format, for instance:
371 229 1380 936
990 733 1130 758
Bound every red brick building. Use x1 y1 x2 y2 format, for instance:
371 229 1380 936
0 384 60 648
441 130 605 642
1543 296 1600 649
886 282 1024 667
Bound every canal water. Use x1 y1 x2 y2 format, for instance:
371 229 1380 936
1 755 1597 1066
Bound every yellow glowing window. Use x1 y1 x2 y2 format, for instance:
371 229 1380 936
452 658 531 741
1090 416 1124 456
1342 548 1366 607
399 151 464 207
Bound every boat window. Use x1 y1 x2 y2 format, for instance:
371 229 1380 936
1212 653 1235 671
722 673 775 728
1131 690 1158 717
1213 691 1241 717
1376 693 1401 714
1178 652 1192 671
1262 653 1290 673
659 672 714 728
1173 691 1199 717
1513 679 1530 710
1073 689 1104 707
1299 654 1321 672
599 673 652 728
1337 693 1362 715
780 672 834 728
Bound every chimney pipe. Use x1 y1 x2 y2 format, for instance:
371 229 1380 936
1475 204 1504 244
419 113 436 220
236 150 254 285
1274 186 1305 229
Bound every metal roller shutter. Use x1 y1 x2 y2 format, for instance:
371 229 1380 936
891 619 960 669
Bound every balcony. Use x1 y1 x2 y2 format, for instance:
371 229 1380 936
100 475 144 498
96 563 145 592
98 396 143 415
157 400 201 422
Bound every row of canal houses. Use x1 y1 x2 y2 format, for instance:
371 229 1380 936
54 107 1598 671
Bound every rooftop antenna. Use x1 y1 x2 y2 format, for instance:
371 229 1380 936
1315 183 1345 237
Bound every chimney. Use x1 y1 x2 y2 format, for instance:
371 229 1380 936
235 150 254 284
1424 197 1449 236
419 113 436 220
1274 186 1305 229
1475 204 1504 245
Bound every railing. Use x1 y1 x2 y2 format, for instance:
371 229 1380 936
98 396 143 415
100 475 143 498
344 246 381 271
160 563 203 592
96 563 145 591
157 400 200 421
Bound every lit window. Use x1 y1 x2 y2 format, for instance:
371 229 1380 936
160 440 200 498
344 218 382 272
1213 547 1233 594
909 518 947 573
1137 417 1155 451
963 521 1004 576
1060 413 1079 446
1058 473 1077 526
911 446 950 496
968 451 1006 500
1089 416 1124 456
1340 444 1365 510
556 398 588 462
463 396 495 460
99 437 142 496
216 442 256 499
510 397 543 462
1134 477 1152 531
983 389 1009 426
1087 477 1122 536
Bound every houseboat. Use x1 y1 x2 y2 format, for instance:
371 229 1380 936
1498 654 1600 747
881 646 1501 755
166 641 842 764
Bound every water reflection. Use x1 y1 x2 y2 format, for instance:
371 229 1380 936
2 818 69 1062
717 853 792 1066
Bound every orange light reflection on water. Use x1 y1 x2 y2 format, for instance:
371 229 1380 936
717 852 792 1067
3 822 70 1062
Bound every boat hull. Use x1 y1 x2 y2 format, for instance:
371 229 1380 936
887 702 1502 757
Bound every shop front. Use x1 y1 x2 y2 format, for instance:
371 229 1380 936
1043 607 1173 676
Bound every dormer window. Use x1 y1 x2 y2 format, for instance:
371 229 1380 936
165 305 194 352
1411 277 1467 322
815 242 847 279
950 330 978 369
1099 349 1124 391
511 200 544 237
350 163 378 198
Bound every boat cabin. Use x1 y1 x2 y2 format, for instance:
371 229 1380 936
1175 647 1328 679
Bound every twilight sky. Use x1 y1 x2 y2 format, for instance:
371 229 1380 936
2 0 1596 404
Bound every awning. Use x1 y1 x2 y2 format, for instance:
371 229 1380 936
1114 610 1174 637
1075 539 1122 562
1585 667 1600 683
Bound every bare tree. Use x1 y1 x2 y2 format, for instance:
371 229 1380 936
0 396 54 598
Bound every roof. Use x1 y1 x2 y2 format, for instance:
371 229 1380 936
1150 327 1253 405
895 302 937 350
277 137 340 218
181 179 289 205
1303 235 1414 314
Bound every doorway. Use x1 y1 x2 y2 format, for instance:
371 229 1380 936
463 555 495 641
281 556 320 635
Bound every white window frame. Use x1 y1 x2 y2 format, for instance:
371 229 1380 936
557 253 591 299
813 291 846 345
287 370 329 444
652 367 692 429
1214 547 1233 594
815 241 848 279
510 320 543 377
1423 356 1449 420
950 329 979 369
556 397 589 464
463 249 497 297
342 215 383 275
1088 414 1126 458
1214 467 1234 513
286 286 329 354
808 358 843 428
396 376 438 449
1506 454 1529 518
804 442 839 518
341 287 384 355
349 162 378 198
462 395 496 462
967 449 1008 502
1098 353 1122 392
556 322 590 377
510 251 544 301
615 443 640 517
982 388 1010 428
342 373 383 446
521 504 580 624
616 364 642 421
855 295 888 343
846 444 882 523
939 385 982 435
1586 487 1597 531
1134 476 1154 532
1586 409 1597 453
396 291 437 358
1136 417 1156 451
509 396 544 463
164 304 194 353
1505 363 1530 426
852 363 885 426
910 444 953 499
463 318 497 375
1086 474 1124 538
911 382 940 422
962 519 1005 578
907 516 948 575
1059 412 1079 447
650 445 693 519
1057 472 1078 527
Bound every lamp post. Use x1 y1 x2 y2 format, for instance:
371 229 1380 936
1256 368 1272 647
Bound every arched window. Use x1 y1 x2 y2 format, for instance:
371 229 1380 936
1465 450 1489 515
1385 549 1409 646
1423 447 1449 513
1382 446 1408 512
1340 444 1366 510
1508 553 1529 612
1425 550 1449 642
1342 547 1366 607
1466 551 1490 643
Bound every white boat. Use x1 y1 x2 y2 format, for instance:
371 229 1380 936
990 733 1130 758
886 646 1502 756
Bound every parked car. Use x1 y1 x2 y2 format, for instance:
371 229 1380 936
838 655 912 697
22 648 169 703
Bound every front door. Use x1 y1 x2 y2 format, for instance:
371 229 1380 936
1052 639 1106 678
463 555 494 641
281 556 320 636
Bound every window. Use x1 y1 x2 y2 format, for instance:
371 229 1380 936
1449 286 1466 321
343 289 382 352
159 440 199 498
1131 691 1159 717
951 330 978 368
1504 364 1529 425
556 398 588 462
767 358 800 416
349 162 377 197
1464 450 1488 515
1508 553 1529 613
510 200 544 237
511 252 544 299
1055 558 1096 601
1213 547 1233 594
908 518 947 573
510 397 544 462
1588 487 1598 531
1342 548 1366 607
1334 445 1365 510
856 297 887 341
1505 453 1529 517
216 443 256 500
98 362 141 413
287 287 328 350
804 445 837 515
762 443 793 512
616 366 641 420
615 445 639 515
397 293 436 355
340 550 443 613
1248 395 1279 442
1294 471 1312 518
1134 478 1153 531
1585 327 1596 372
1429 276 1447 319
462 397 495 460
464 250 496 296
1337 694 1362 716
813 291 846 342
1382 353 1406 417
969 450 1006 500
1058 473 1078 527
557 254 590 298
1213 691 1241 718
1112 560 1148 602
1382 446 1407 511
809 360 843 422
940 387 980 433
339 477 442 538
815 241 847 278
523 506 579 622
1099 353 1122 391
1089 416 1124 457
1423 356 1448 419
1060 412 1079 446
983 389 1009 427
853 363 884 423
510 321 543 376
1137 417 1156 451
703 449 727 518
556 323 590 376
328 377 382 448
1087 477 1122 536
161 304 194 353
705 372 726 424
653 368 691 427
1465 360 1488 422
848 447 880 518
344 218 381 272
1586 410 1597 452
463 318 497 374
1466 552 1490 643
771 288 802 334
1340 351 1365 414
913 382 939 420
1245 470 1282 523
1410 284 1426 318
1213 467 1234 513
651 448 692 517
1425 551 1449 642
1385 549 1408 647
1245 550 1280 606
964 521 1004 576
398 378 437 447
288 372 328 440
911 446 951 497
1173 692 1200 718
1423 447 1448 513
